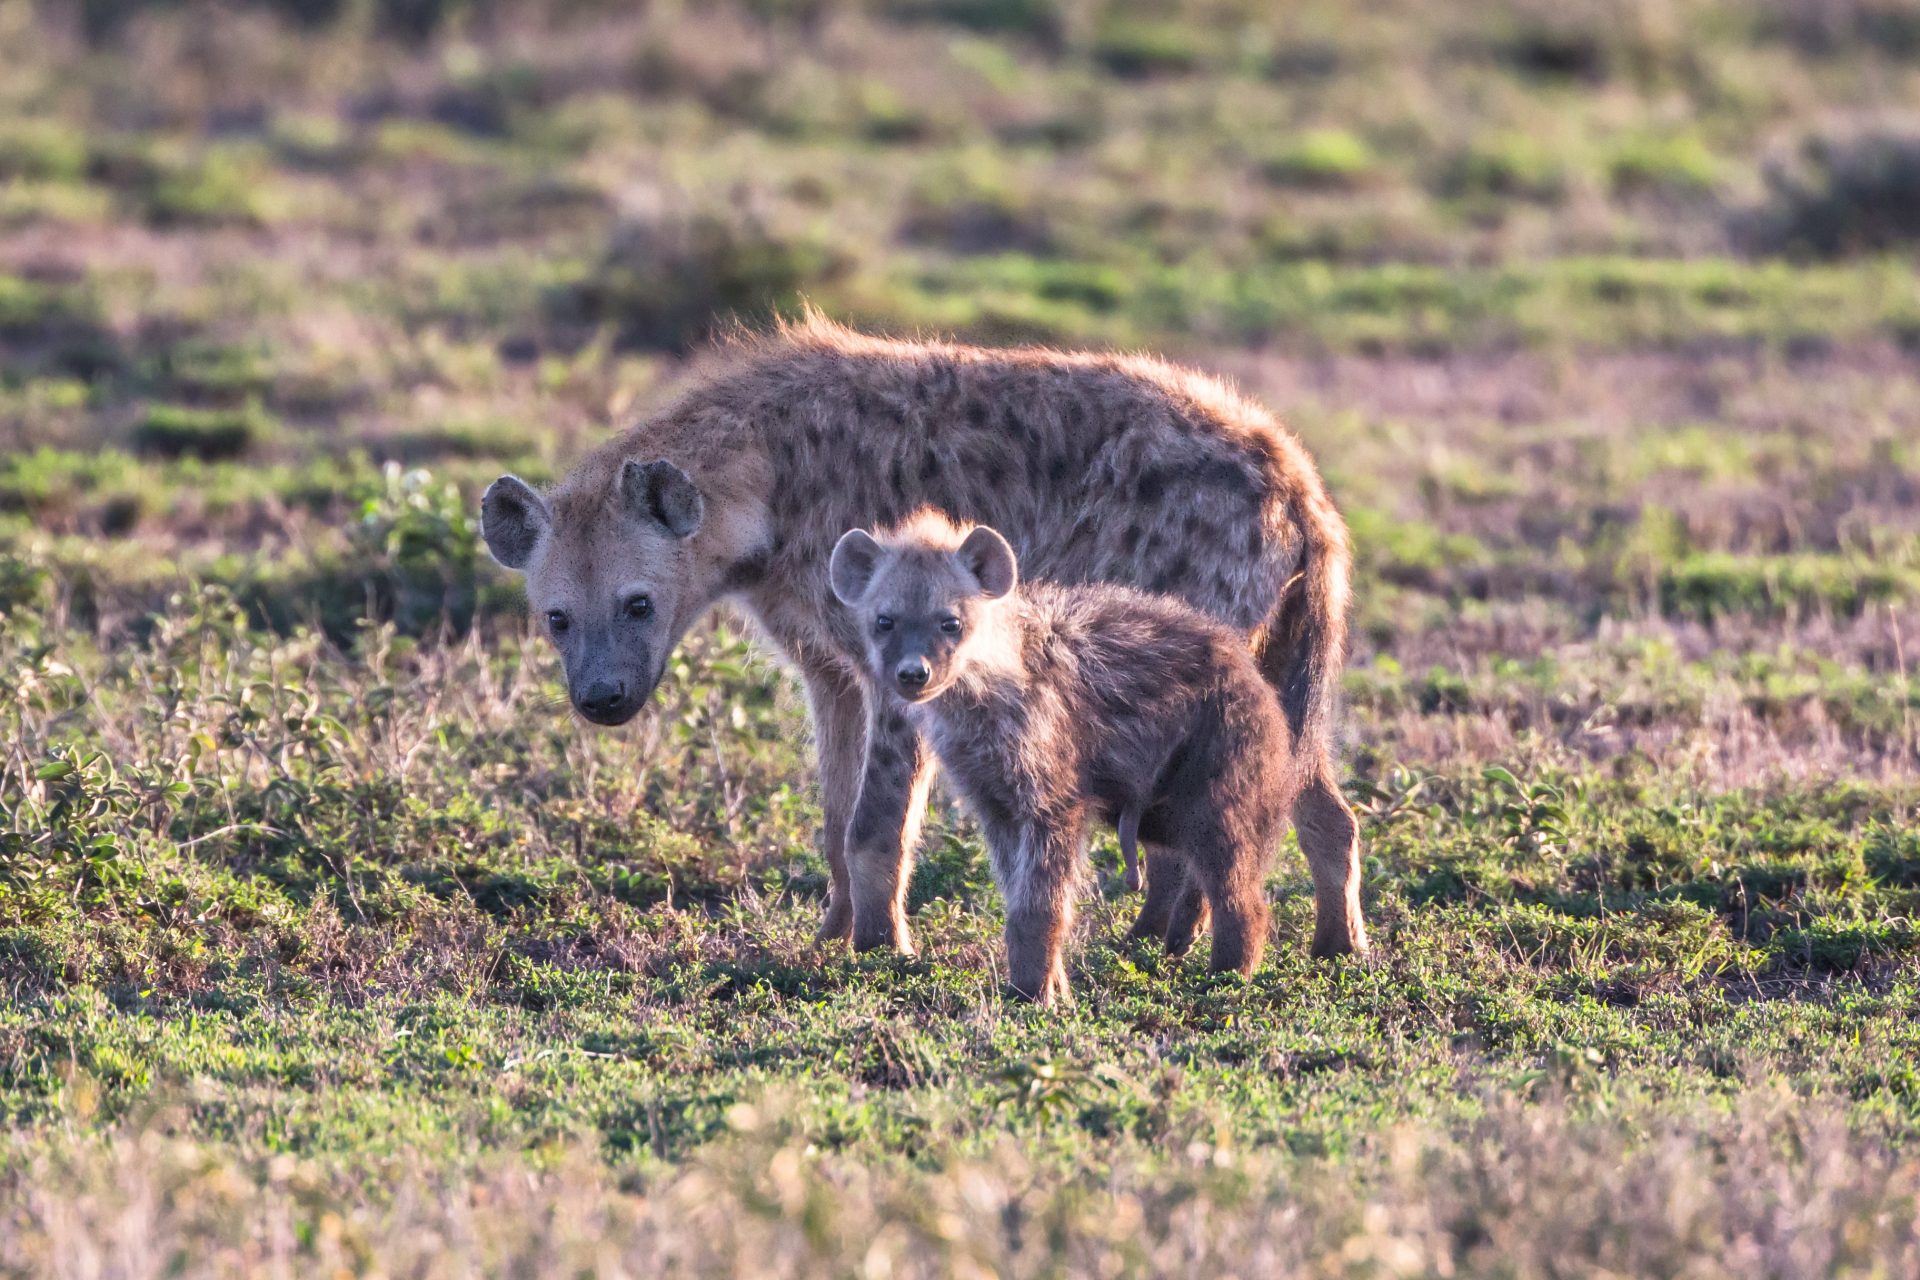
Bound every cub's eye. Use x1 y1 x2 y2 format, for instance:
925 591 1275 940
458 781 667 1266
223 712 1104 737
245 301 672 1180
545 609 570 634
625 593 653 620
874 615 894 634
939 616 962 635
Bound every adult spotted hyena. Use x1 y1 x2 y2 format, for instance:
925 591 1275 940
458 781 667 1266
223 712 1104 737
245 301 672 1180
479 315 1367 959
828 511 1300 1003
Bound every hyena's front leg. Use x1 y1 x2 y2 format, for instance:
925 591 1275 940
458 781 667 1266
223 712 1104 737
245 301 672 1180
847 695 935 954
801 665 867 944
993 819 1085 1005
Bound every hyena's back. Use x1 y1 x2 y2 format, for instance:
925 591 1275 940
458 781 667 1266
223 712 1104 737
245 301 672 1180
717 320 1349 744
539 314 1366 957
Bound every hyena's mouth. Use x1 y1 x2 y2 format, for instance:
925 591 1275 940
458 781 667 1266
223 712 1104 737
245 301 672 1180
571 669 662 726
894 675 956 705
573 695 643 726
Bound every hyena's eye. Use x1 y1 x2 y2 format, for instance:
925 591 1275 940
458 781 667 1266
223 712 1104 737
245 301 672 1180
874 615 894 634
546 609 570 634
939 616 962 636
625 593 653 620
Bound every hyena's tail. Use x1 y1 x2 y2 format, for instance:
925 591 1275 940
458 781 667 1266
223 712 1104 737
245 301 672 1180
1256 483 1353 763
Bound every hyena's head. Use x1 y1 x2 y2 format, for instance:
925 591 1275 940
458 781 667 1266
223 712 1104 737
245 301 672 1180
481 458 706 726
828 510 1019 704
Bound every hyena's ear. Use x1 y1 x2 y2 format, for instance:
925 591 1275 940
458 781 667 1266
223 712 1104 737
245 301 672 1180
829 529 884 606
480 475 551 570
957 526 1018 599
620 458 704 538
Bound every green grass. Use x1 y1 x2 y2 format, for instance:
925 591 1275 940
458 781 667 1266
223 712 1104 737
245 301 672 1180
1 0 1918 1272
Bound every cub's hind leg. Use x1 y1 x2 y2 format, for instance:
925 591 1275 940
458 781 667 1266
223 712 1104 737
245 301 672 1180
1186 827 1273 976
1127 848 1194 944
1162 873 1211 958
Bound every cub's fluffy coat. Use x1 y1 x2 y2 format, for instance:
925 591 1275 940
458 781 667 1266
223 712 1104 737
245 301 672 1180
830 511 1299 1003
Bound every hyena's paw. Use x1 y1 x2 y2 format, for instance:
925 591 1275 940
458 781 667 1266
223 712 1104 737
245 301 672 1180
1007 963 1071 1006
851 914 916 956
1163 893 1210 958
814 894 854 945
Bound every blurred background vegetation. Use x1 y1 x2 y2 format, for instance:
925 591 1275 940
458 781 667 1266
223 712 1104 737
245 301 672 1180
4 0 1920 638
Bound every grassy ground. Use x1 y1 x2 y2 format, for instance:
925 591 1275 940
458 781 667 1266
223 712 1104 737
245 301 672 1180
2 0 1919 1274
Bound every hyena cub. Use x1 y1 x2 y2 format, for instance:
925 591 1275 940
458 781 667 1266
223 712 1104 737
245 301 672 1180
829 510 1300 1004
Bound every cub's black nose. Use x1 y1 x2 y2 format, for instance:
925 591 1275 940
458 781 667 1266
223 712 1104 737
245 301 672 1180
895 660 931 692
576 679 628 719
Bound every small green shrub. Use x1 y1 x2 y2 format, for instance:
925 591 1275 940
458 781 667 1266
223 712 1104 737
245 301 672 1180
1437 138 1568 202
139 150 270 229
877 0 1064 42
1090 19 1210 78
0 119 90 182
1263 130 1380 189
1608 134 1719 197
1769 918 1918 972
1750 128 1920 255
899 163 1053 254
145 341 276 405
556 205 848 352
0 274 97 338
131 403 276 461
843 81 930 144
372 418 538 463
1654 552 1920 621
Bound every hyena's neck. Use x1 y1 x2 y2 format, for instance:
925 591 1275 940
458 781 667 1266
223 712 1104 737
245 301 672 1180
918 667 1026 759
945 611 1036 711
632 409 779 602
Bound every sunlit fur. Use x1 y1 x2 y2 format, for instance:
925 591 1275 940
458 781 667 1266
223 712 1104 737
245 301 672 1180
482 312 1366 960
837 513 1303 1004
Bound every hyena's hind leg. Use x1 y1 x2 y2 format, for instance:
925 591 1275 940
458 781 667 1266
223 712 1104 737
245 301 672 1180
846 694 936 954
1294 758 1368 958
1126 847 1195 944
1185 831 1272 976
1129 834 1209 957
1254 636 1369 959
1161 873 1211 959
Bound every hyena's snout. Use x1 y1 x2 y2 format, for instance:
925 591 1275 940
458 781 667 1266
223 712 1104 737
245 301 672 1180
894 656 931 693
574 677 639 725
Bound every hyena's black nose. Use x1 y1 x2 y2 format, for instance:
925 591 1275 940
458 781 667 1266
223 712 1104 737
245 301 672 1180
895 660 931 692
577 679 628 719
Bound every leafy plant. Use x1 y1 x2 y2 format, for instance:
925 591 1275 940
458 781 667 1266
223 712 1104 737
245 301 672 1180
990 1057 1126 1121
1482 765 1573 858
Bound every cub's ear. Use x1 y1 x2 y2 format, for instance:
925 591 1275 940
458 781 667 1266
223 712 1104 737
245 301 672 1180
620 458 704 538
480 475 551 570
828 529 884 607
957 525 1018 599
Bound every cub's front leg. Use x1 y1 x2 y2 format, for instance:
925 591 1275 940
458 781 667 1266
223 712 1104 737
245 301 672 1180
988 816 1087 1005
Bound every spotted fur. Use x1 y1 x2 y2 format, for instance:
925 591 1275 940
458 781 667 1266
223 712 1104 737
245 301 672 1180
480 313 1368 960
830 510 1299 1004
